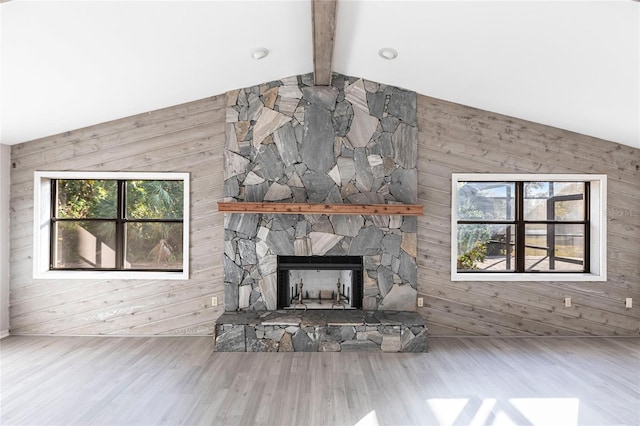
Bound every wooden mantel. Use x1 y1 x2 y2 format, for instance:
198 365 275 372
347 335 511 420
217 202 423 216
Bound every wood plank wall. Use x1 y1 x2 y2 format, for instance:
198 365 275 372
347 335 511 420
416 95 640 336
8 87 639 337
9 96 226 335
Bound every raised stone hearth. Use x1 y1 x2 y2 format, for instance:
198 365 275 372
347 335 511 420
215 310 427 352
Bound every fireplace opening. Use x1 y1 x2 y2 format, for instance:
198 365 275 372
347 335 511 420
277 256 363 310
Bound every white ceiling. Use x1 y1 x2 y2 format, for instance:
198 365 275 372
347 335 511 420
1 0 638 149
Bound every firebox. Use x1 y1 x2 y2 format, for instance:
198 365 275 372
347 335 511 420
277 256 363 310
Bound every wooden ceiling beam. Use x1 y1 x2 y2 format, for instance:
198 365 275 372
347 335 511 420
312 0 337 86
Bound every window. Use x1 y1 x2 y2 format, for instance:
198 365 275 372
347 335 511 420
34 172 189 279
451 174 606 281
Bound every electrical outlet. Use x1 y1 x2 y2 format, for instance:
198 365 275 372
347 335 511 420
211 296 218 307
564 297 572 308
417 297 424 307
625 298 632 308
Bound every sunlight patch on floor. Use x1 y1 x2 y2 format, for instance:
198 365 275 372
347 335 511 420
426 398 470 425
426 397 580 426
510 398 579 426
354 410 380 426
469 398 497 425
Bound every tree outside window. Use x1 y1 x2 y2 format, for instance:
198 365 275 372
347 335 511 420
52 179 184 271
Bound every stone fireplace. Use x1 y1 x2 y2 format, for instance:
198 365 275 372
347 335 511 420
223 73 418 312
216 73 427 352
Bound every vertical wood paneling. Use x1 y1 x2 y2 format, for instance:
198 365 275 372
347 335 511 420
416 95 640 336
9 96 226 335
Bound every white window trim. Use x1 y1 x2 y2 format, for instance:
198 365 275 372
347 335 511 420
33 171 190 280
451 173 607 282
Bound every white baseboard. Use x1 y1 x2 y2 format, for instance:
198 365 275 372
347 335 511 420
0 329 9 339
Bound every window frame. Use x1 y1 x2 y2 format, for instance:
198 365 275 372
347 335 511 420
34 171 190 280
451 174 607 282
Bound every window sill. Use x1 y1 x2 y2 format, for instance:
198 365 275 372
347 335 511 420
452 272 606 282
33 270 189 280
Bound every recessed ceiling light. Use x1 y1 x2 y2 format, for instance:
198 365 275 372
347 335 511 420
250 48 269 60
378 47 398 60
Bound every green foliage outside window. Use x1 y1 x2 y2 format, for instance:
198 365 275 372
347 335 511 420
54 179 184 270
456 241 488 270
126 180 184 266
57 179 117 219
456 183 491 270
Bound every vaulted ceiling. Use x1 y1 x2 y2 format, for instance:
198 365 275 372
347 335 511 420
1 1 638 148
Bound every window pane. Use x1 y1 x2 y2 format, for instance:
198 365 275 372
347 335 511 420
56 180 117 218
126 180 184 219
457 182 515 221
53 221 116 268
555 224 585 264
554 199 584 221
125 223 183 270
524 182 584 221
457 224 516 271
525 224 585 271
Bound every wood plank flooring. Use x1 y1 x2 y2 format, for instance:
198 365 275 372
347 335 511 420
1 336 638 425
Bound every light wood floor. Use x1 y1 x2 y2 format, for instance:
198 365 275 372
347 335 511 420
1 336 638 426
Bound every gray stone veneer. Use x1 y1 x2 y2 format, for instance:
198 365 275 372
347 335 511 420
215 310 428 353
224 73 418 312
